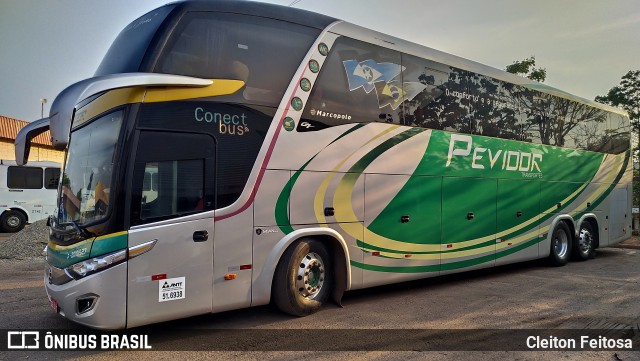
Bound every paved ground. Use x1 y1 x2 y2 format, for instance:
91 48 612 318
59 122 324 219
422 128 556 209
617 235 640 249
1 234 639 360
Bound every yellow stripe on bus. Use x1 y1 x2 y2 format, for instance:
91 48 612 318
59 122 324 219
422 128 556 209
47 230 129 251
94 230 128 241
313 125 401 226
75 87 146 127
334 148 623 256
74 79 245 126
143 79 245 103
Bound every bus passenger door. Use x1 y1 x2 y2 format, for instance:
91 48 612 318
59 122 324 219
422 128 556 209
126 131 215 328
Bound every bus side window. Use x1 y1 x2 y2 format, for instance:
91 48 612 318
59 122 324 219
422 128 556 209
302 36 403 127
7 166 43 189
140 160 203 220
142 167 155 205
609 113 631 154
130 131 215 226
564 103 609 152
401 54 458 130
44 167 61 189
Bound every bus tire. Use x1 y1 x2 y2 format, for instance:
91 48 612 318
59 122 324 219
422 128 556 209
273 239 332 317
549 222 571 267
1 210 26 233
572 221 594 261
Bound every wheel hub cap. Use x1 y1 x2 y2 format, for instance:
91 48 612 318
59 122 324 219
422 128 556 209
554 229 569 258
579 229 592 253
296 252 325 299
7 216 20 227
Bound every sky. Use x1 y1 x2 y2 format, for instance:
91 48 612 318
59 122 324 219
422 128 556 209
1 0 639 122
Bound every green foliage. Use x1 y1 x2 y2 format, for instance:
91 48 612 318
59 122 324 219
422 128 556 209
595 70 640 128
595 70 640 155
596 70 640 206
505 56 547 82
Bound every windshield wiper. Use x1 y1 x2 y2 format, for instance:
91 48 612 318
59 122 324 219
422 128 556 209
53 217 95 239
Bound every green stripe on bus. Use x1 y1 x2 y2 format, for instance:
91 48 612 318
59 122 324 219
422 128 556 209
576 151 630 219
351 237 541 273
275 124 366 234
47 242 93 269
89 232 128 258
47 231 128 269
345 128 426 175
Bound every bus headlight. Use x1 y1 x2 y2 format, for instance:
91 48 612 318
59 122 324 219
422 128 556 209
65 249 127 280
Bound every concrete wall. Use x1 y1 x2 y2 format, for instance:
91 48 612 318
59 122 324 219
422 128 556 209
0 139 64 164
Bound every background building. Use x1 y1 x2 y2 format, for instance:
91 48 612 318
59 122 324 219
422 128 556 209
0 115 64 163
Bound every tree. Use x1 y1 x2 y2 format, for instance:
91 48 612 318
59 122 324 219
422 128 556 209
595 70 640 133
596 70 640 210
505 56 547 82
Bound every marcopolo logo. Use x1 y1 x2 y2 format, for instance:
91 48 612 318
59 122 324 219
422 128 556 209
310 109 352 121
194 107 249 136
446 134 542 175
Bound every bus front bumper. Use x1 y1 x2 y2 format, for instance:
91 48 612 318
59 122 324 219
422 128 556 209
44 261 127 330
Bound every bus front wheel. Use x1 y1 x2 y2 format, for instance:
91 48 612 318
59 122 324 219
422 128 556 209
273 239 332 316
549 222 571 267
1 210 26 233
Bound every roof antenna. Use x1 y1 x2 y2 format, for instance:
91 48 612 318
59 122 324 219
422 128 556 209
289 0 302 6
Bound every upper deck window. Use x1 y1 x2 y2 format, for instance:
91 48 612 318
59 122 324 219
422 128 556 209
303 37 403 126
157 12 320 107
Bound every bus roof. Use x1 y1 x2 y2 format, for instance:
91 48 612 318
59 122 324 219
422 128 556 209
170 0 337 30
328 21 628 118
140 2 626 117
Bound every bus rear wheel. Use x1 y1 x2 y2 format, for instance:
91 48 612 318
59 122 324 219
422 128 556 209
273 239 332 316
1 210 26 233
549 222 571 267
572 222 595 261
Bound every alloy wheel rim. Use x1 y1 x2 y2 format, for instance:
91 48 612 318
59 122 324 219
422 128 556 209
296 252 325 299
554 229 569 258
7 216 20 228
578 229 592 254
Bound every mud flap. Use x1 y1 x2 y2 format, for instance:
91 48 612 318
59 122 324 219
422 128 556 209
331 246 346 308
332 288 344 307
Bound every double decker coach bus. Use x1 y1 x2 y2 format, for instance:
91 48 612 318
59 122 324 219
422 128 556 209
16 0 631 329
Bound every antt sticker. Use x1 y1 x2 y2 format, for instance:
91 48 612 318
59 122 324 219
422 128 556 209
158 277 185 302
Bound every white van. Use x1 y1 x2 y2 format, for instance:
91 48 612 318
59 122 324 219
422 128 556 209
0 160 60 232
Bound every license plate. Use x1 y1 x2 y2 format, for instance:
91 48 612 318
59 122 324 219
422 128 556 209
49 297 58 313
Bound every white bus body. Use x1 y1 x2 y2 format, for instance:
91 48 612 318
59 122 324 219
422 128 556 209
14 1 631 330
0 160 60 232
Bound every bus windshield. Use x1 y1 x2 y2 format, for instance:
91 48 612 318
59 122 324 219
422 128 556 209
94 5 174 76
58 111 123 226
157 12 320 108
